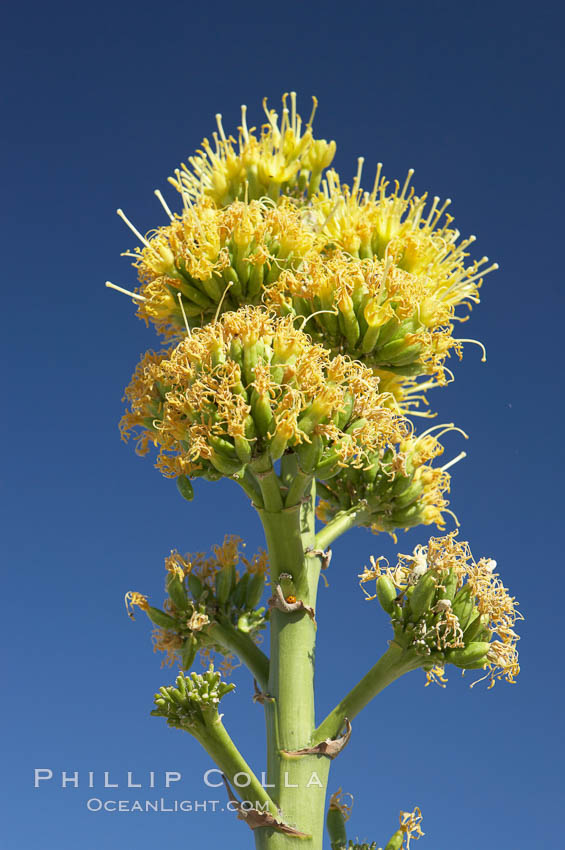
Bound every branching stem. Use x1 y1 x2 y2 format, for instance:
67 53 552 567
207 621 270 691
314 503 370 550
313 644 423 744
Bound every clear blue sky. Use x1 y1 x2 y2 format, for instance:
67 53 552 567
2 1 563 848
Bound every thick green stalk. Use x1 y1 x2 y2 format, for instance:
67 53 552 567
207 621 270 691
313 644 422 744
255 481 331 850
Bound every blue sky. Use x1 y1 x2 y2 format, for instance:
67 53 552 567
2 1 563 847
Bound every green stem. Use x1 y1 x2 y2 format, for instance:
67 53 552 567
255 482 330 850
255 467 285 512
207 621 270 691
236 468 265 507
194 712 279 817
313 644 422 744
314 504 370 551
285 470 313 508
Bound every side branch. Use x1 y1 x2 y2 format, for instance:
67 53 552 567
207 622 270 691
313 644 422 744
194 714 279 817
314 503 370 551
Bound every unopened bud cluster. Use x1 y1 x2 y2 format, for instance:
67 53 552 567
152 667 235 731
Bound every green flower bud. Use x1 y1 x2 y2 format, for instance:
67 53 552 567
296 434 324 474
463 611 489 643
376 575 397 614
186 573 204 601
446 641 490 668
215 565 236 605
438 568 458 602
209 450 243 476
251 391 274 437
231 572 249 609
327 806 348 850
384 829 404 850
180 635 198 670
246 573 265 609
166 574 189 611
176 475 194 502
452 584 475 630
410 572 437 620
145 606 178 629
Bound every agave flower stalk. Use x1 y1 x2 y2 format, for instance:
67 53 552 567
111 95 521 850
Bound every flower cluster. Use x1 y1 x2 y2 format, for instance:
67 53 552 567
111 95 493 419
126 536 268 673
131 198 318 338
170 94 336 206
120 307 407 481
266 251 464 382
316 426 461 535
312 163 496 288
359 533 521 687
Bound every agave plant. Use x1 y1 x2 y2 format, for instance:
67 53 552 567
109 94 520 850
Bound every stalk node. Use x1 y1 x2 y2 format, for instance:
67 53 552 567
268 583 316 622
253 678 275 704
221 775 310 836
283 718 352 760
306 545 333 571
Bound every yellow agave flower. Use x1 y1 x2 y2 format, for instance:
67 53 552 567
123 197 319 338
119 306 407 482
170 93 336 206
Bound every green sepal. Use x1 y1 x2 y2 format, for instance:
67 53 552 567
315 451 342 480
229 337 244 368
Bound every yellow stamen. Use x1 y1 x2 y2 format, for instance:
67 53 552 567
105 281 147 302
177 292 192 337
116 208 151 248
154 189 174 221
